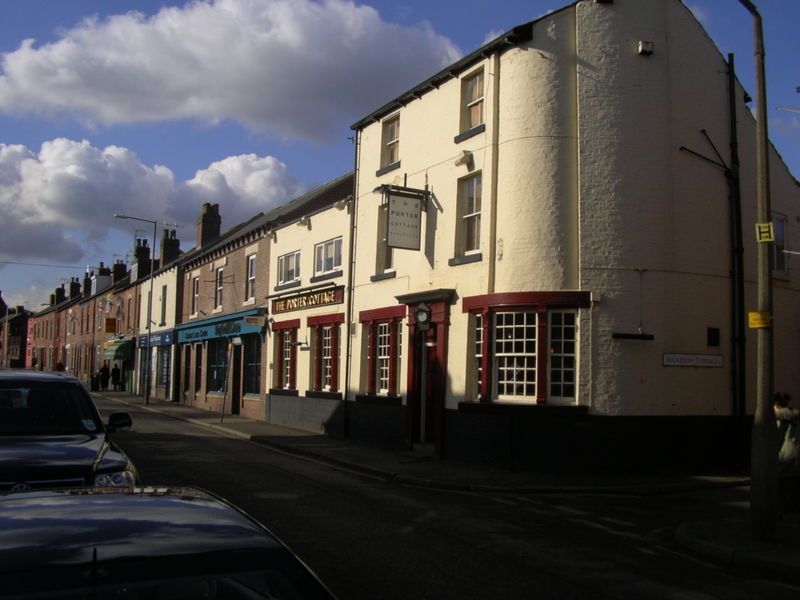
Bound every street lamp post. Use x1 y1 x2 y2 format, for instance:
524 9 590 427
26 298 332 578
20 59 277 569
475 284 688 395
736 0 778 541
114 214 157 405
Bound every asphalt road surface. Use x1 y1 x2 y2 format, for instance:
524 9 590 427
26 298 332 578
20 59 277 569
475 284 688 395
97 397 800 599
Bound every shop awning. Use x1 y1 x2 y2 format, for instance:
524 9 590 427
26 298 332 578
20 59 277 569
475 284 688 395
103 338 132 360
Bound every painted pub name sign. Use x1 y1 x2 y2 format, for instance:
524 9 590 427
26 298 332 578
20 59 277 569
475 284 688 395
272 286 344 314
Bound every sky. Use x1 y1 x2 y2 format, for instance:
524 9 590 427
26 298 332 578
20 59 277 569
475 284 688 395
0 0 798 310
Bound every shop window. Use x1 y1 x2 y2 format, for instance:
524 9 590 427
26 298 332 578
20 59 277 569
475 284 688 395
314 237 342 276
461 68 484 132
456 173 482 256
243 334 261 395
360 306 404 396
245 254 257 301
278 251 301 285
310 314 343 392
194 343 202 392
273 320 299 390
156 346 170 388
206 338 228 393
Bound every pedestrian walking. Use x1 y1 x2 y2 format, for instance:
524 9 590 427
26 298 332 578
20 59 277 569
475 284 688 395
111 363 121 391
100 363 110 392
773 393 800 513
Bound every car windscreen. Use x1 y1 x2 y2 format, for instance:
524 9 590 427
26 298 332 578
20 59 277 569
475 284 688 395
0 382 103 436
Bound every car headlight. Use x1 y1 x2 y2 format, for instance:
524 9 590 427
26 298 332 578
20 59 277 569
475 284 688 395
94 471 136 487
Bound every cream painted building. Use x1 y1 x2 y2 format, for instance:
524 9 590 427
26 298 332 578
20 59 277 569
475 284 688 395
344 0 800 469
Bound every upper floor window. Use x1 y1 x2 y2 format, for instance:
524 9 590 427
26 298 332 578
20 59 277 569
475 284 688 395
246 254 257 300
376 203 394 274
214 268 224 308
278 251 301 285
381 115 400 168
160 284 168 325
457 173 482 255
314 237 342 276
772 212 787 273
461 69 484 132
191 277 199 315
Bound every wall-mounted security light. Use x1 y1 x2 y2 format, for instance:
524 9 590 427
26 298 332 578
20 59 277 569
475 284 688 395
296 215 311 228
335 195 353 211
638 40 654 56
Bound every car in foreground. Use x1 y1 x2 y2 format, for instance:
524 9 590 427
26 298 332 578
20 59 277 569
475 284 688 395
0 486 336 599
0 370 137 491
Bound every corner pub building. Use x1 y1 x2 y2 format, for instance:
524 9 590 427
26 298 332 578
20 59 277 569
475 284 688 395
344 0 800 470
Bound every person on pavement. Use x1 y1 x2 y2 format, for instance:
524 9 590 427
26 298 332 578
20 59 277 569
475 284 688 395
773 393 800 513
100 363 110 392
111 364 121 391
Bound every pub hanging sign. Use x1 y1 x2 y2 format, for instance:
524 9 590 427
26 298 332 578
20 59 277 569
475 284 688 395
379 184 428 251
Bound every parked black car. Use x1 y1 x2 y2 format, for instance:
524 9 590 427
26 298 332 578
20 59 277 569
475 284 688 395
0 486 336 598
0 370 137 491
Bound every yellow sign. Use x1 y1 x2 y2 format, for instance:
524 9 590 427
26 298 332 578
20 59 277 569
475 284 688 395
748 311 771 329
755 222 774 243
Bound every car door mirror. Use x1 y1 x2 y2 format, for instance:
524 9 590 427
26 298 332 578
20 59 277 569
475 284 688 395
107 412 133 432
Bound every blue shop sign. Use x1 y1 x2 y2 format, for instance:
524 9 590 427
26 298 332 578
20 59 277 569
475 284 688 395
177 312 264 344
138 330 174 348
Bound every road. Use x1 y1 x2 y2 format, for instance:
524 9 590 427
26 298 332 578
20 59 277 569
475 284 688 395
97 397 800 599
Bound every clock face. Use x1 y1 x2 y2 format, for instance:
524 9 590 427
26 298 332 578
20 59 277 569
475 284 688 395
416 310 429 323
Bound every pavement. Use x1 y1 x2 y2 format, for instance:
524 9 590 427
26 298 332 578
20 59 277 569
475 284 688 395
94 390 800 582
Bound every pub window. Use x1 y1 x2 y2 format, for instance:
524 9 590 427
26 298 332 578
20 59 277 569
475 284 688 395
461 68 484 133
375 203 394 273
381 115 400 168
314 237 342 276
278 251 301 285
310 314 343 392
360 312 403 396
273 321 299 390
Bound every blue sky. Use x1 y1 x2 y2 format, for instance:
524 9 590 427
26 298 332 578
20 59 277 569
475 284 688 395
1 0 798 309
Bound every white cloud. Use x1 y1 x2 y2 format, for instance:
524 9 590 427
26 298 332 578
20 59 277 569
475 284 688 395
0 139 303 264
482 29 504 46
0 0 461 140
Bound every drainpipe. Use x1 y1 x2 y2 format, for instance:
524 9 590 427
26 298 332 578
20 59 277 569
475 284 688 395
487 52 501 294
343 132 361 438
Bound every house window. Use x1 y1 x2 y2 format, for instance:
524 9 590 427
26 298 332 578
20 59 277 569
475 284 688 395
243 334 261 395
245 254 257 300
772 213 787 273
191 276 200 315
206 338 228 393
360 306 404 396
314 237 342 276
214 268 224 308
376 203 394 273
461 69 484 132
273 320 299 390
309 314 343 393
472 313 484 401
548 311 576 400
278 251 301 285
160 284 168 325
381 115 400 168
494 311 537 401
457 173 482 255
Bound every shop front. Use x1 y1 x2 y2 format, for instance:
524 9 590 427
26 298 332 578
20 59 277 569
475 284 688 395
137 330 174 401
103 337 134 392
176 308 266 418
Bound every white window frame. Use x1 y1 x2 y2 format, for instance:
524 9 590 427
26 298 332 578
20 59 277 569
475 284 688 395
214 268 224 309
314 237 342 276
375 322 391 395
381 115 400 168
548 310 577 404
278 251 301 285
457 173 482 255
461 69 484 132
191 277 199 315
246 254 257 300
320 326 333 391
492 311 537 403
376 203 394 273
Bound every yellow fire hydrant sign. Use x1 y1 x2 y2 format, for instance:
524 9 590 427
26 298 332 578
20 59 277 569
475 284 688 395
748 311 771 329
755 222 774 243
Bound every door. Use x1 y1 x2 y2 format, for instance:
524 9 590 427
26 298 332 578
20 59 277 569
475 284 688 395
230 344 242 415
183 345 191 401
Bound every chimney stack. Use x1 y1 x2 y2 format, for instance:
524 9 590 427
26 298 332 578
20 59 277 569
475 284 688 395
112 260 128 284
69 278 81 300
49 293 56 306
54 284 66 305
197 203 221 248
160 229 181 266
83 270 92 299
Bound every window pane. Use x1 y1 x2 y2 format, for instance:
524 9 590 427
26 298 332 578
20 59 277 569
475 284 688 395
549 310 577 400
493 311 536 401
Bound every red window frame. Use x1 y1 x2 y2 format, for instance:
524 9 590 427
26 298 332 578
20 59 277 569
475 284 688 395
308 313 344 392
462 292 590 404
272 319 300 390
359 305 405 396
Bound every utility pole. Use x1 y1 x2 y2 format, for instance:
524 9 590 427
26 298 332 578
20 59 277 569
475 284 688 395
737 0 778 541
